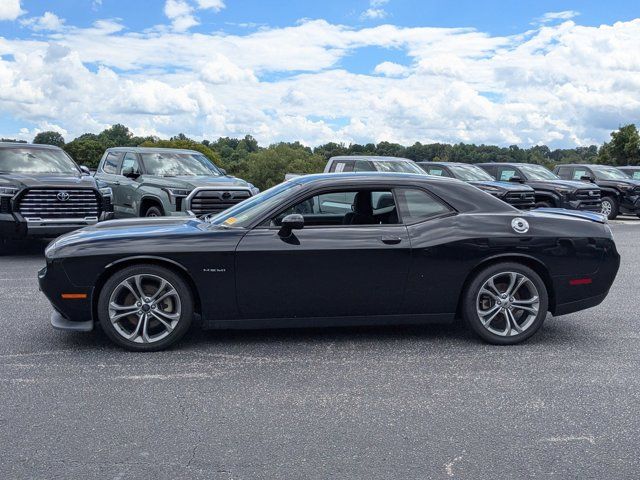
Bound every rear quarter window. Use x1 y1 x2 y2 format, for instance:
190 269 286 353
395 188 452 224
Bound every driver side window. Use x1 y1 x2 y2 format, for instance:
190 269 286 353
120 152 140 175
270 189 398 227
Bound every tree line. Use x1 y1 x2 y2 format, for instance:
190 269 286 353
3 123 638 191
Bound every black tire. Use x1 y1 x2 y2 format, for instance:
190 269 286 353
601 196 618 220
462 262 548 345
535 201 552 208
144 205 164 217
97 264 194 351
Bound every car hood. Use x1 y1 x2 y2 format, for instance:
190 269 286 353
45 217 241 259
594 178 640 188
469 180 533 192
140 175 252 189
0 172 97 189
526 179 599 190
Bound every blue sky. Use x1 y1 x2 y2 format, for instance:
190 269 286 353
0 1 639 147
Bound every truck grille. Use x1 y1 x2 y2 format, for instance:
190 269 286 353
17 188 100 219
505 191 535 208
187 189 251 215
572 189 601 210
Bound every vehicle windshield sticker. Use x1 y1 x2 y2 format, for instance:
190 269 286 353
511 217 529 234
223 217 238 225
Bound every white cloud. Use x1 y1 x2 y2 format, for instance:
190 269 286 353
164 0 198 31
21 12 65 31
374 61 408 77
361 0 390 20
196 0 225 12
1 16 639 148
0 0 25 21
536 10 580 24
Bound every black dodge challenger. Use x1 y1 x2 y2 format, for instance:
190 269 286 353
40 173 620 351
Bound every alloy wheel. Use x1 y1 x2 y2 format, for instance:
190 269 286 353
108 274 182 344
476 271 540 337
601 200 612 217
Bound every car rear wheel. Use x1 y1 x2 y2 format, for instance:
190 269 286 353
601 196 618 220
144 205 164 217
462 262 548 345
97 265 194 351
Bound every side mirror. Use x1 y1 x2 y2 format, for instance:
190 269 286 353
509 176 524 183
219 168 227 175
580 175 595 183
122 167 140 179
79 165 91 175
278 214 304 238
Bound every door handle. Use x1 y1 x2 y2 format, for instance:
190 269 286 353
381 236 402 245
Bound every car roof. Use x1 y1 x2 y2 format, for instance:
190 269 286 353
618 166 639 169
417 161 478 167
105 147 200 154
556 164 617 168
0 142 63 150
329 155 414 162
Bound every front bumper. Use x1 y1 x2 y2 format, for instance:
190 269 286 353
38 264 95 329
560 198 602 212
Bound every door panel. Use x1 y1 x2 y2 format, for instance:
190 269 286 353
235 225 411 318
115 152 141 217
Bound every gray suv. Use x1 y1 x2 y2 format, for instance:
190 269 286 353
95 147 258 218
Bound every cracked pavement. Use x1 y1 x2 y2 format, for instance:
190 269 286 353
1 220 639 479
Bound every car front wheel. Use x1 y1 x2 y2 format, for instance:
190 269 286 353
97 265 194 351
601 196 618 220
462 262 548 345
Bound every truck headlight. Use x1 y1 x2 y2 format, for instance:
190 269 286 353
477 185 501 196
0 186 18 197
164 188 192 204
99 186 113 197
248 184 260 195
554 187 572 196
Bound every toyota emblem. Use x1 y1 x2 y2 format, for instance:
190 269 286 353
56 191 70 202
222 192 231 199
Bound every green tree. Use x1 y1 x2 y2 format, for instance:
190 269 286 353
232 143 325 190
63 139 105 168
98 124 135 148
607 124 640 165
33 131 65 147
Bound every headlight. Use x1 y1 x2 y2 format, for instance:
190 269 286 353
164 188 192 204
248 184 260 195
617 183 633 192
0 186 18 197
554 187 572 196
477 185 501 196
99 186 113 197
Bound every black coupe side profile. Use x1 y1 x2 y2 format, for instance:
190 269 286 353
40 173 620 351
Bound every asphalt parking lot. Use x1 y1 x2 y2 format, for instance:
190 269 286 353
0 220 639 479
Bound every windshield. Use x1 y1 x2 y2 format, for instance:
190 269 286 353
592 166 629 180
0 148 79 174
518 164 558 181
209 181 302 228
449 164 494 181
141 152 221 176
372 160 425 174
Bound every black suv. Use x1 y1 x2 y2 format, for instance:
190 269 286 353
554 164 640 219
477 163 602 212
418 162 535 209
0 143 113 240
619 166 640 180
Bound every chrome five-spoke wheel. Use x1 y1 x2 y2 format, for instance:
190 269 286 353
601 200 612 218
109 274 181 344
476 272 540 337
98 265 193 351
